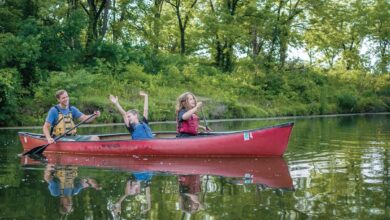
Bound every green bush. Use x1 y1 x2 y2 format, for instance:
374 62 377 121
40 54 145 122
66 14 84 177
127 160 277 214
357 97 389 112
160 65 183 86
0 68 21 125
336 92 357 113
119 63 150 84
262 72 287 97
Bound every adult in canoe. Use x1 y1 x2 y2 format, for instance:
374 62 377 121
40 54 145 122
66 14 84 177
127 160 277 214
43 89 100 144
109 91 153 140
176 92 210 137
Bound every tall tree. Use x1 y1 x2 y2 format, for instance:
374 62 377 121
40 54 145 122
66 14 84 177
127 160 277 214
151 0 165 52
368 0 389 74
166 0 198 55
80 0 108 48
202 0 243 71
304 0 367 70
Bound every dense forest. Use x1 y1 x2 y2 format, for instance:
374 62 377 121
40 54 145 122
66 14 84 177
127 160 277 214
0 0 389 126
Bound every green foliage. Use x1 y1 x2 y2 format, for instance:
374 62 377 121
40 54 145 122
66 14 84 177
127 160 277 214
262 72 287 97
0 33 41 86
336 92 358 113
87 42 127 65
0 0 389 126
0 61 388 126
357 97 389 112
0 68 21 125
118 63 151 85
0 33 41 68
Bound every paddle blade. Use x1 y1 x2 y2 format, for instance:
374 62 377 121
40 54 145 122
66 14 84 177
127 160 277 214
22 144 47 156
27 153 48 163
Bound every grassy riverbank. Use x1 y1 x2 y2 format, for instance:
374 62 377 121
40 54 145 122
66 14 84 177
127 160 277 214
2 59 389 126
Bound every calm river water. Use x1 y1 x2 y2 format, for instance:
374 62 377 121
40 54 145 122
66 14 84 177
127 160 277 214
0 114 389 219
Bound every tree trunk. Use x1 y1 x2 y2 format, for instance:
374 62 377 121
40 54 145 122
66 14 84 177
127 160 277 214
152 0 164 52
215 0 240 72
81 0 107 48
379 40 389 74
168 0 198 55
101 0 110 39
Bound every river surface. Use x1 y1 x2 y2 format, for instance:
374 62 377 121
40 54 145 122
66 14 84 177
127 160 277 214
0 114 389 219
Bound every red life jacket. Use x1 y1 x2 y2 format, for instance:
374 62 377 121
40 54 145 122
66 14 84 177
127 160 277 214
177 113 199 135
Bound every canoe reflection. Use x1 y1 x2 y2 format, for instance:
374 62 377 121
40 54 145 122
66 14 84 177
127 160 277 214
22 154 293 189
22 154 293 217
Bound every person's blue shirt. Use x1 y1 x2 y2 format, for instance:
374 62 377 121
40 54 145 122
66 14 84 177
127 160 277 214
48 179 84 197
133 171 153 182
126 118 153 140
45 105 83 126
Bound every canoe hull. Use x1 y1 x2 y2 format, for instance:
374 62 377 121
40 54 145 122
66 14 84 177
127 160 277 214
19 122 294 157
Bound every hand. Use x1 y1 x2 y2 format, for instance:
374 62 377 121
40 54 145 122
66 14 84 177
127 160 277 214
196 101 203 108
198 125 210 132
45 163 55 171
109 94 118 104
205 126 212 132
94 110 101 117
47 137 55 144
139 91 148 97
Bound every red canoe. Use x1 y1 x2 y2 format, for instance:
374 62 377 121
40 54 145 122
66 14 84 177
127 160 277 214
18 122 294 157
21 154 293 188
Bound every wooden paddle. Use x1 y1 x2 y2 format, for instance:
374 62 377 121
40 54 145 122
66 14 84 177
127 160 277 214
22 113 97 156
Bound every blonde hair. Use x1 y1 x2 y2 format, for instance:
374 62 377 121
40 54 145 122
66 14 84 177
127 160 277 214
176 92 197 113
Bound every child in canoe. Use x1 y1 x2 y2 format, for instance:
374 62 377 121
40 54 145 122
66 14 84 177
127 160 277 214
109 91 153 140
176 92 210 137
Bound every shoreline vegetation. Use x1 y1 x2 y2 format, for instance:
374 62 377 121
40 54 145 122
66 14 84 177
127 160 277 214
1 65 389 127
0 1 389 127
2 112 389 130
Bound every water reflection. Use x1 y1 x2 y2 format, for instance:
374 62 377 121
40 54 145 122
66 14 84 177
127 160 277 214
22 154 293 188
179 175 204 214
21 153 293 218
109 173 152 219
43 163 101 215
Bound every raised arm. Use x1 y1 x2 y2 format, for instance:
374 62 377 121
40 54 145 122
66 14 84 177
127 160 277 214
182 102 202 120
139 91 149 120
109 94 129 126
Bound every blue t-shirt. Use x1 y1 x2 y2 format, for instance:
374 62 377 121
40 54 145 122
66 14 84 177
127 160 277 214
133 171 153 182
126 118 153 140
48 179 84 197
45 105 83 126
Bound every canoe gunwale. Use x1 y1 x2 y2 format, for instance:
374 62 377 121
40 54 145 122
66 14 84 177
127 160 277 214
18 122 294 142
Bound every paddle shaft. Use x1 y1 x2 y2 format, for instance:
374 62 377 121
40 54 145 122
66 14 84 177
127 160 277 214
200 107 209 130
22 113 97 156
